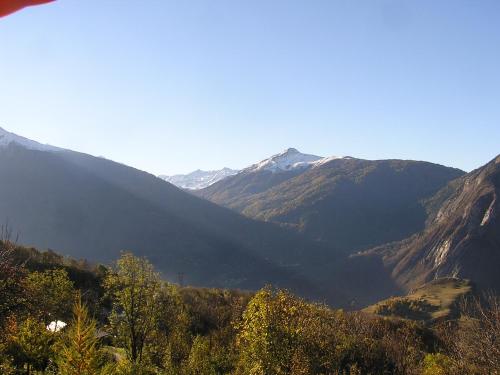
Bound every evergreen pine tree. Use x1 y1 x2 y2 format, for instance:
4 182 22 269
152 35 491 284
56 295 101 375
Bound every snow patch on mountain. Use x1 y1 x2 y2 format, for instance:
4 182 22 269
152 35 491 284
311 155 344 168
161 148 345 189
244 148 322 173
0 126 61 152
244 148 343 173
160 168 238 190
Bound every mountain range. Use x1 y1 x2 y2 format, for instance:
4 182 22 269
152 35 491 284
197 148 465 254
0 126 498 307
158 148 338 190
159 168 238 190
0 127 347 304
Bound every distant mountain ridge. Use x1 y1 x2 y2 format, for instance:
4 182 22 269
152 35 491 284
159 168 238 190
160 148 342 190
0 128 348 304
0 126 61 152
197 151 465 254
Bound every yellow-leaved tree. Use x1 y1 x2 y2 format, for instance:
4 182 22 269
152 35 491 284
235 287 327 375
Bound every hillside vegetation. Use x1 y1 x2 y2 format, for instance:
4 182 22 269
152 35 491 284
199 158 464 253
0 241 498 374
364 278 472 322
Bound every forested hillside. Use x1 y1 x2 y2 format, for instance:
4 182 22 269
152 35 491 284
0 240 498 374
198 157 464 253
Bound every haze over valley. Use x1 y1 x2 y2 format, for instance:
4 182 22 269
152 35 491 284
0 126 497 308
1 2 499 373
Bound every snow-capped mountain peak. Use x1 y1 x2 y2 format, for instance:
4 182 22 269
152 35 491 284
159 167 238 190
245 148 323 173
0 126 61 152
160 148 345 189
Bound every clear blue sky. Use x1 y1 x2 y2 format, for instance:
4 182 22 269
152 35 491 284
0 0 499 174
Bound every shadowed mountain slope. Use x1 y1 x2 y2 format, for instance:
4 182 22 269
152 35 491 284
199 156 465 254
0 142 347 303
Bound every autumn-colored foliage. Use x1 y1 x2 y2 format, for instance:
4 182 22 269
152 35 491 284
0 245 498 374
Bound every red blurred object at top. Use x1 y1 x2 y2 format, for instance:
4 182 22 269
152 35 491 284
0 0 54 18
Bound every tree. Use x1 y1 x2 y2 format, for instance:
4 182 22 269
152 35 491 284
422 353 453 375
10 316 54 374
104 253 161 365
184 336 216 375
56 294 103 375
24 268 75 323
236 287 395 375
381 320 428 375
444 293 500 373
236 287 323 375
146 284 190 371
0 228 25 325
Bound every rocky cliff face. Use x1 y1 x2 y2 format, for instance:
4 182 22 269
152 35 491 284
376 155 500 292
